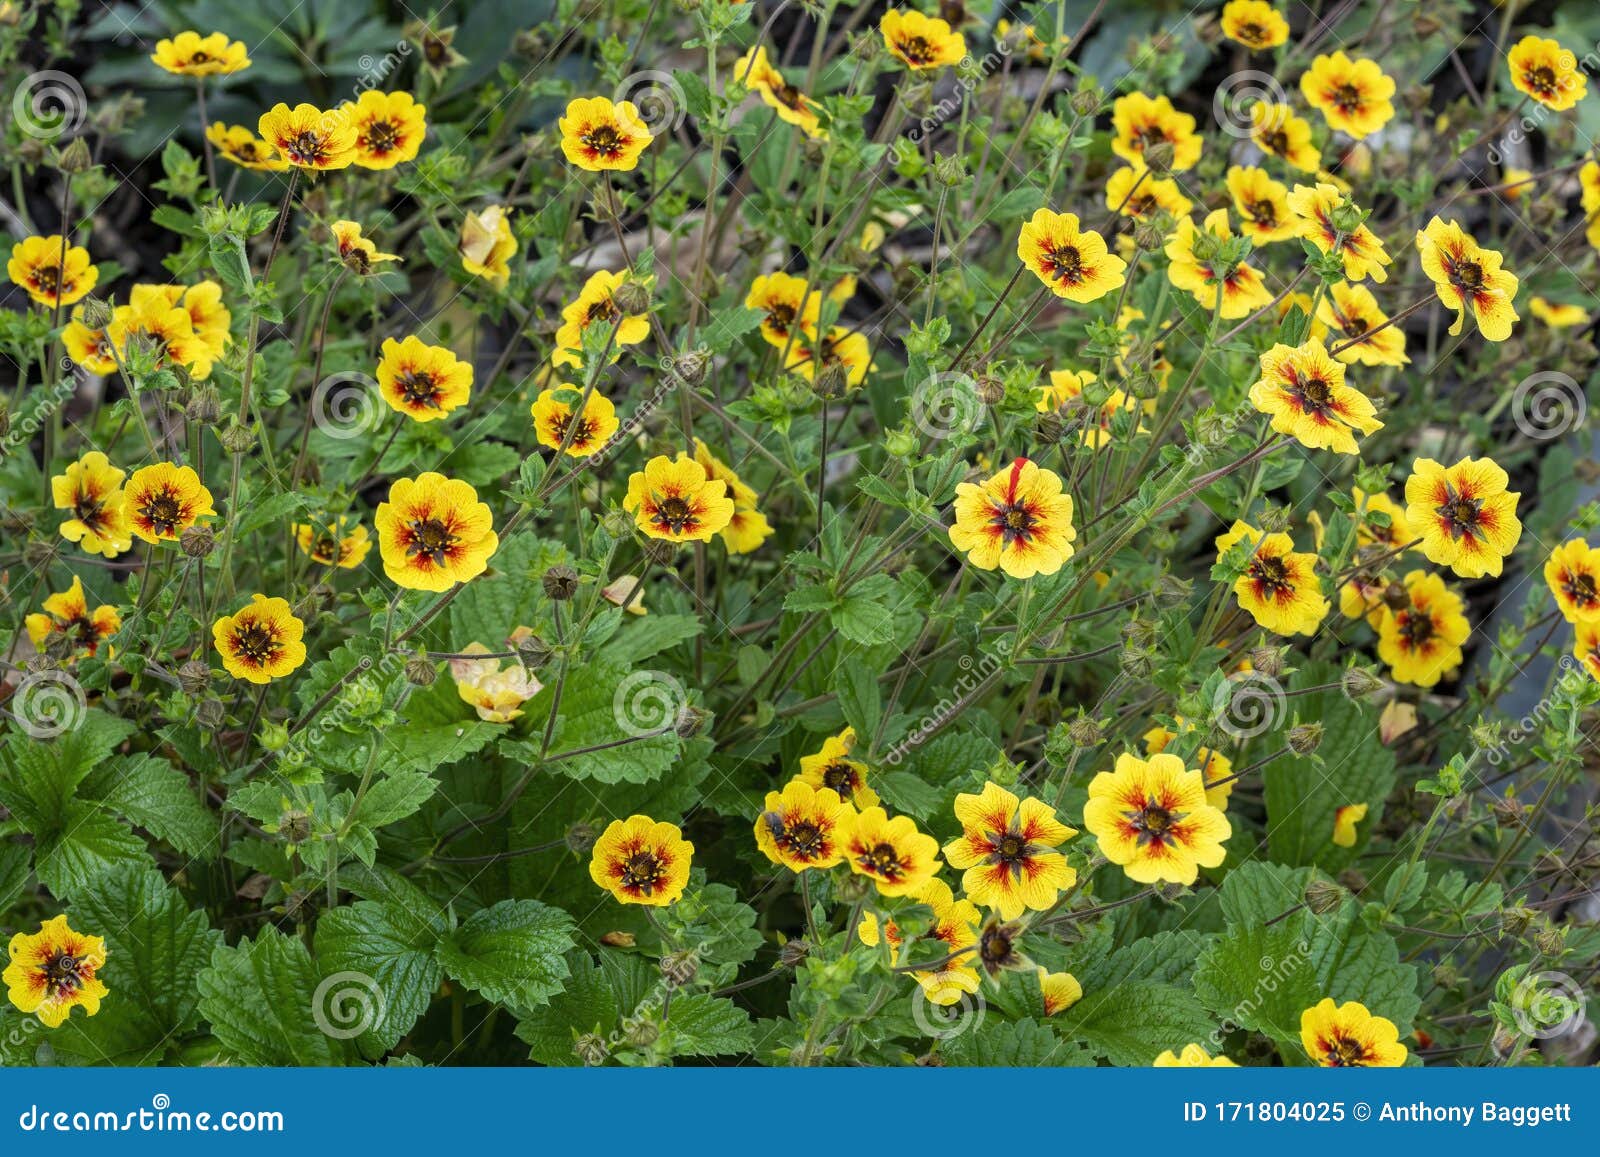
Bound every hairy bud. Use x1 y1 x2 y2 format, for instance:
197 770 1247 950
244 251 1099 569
1286 721 1323 755
542 564 579 601
180 525 215 559
660 948 700 988
405 654 438 687
177 660 212 695
1341 666 1387 700
611 279 651 317
1304 877 1345 916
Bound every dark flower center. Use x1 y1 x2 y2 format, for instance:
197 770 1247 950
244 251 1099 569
231 621 280 665
1331 83 1363 111
1436 485 1484 541
620 850 665 893
73 491 108 531
1399 609 1436 648
1044 244 1083 284
1248 199 1278 226
365 120 400 154
1452 259 1485 291
990 502 1037 546
897 35 935 65
1262 129 1289 155
582 124 624 157
1324 1033 1370 1067
1248 552 1294 597
551 410 596 447
140 489 183 536
30 264 68 296
190 50 210 63
1126 799 1186 847
653 495 695 534
820 762 858 793
286 131 326 164
397 370 441 407
1294 374 1334 412
1564 570 1598 607
41 951 83 996
778 818 825 857
407 516 458 566
1528 66 1558 95
863 842 903 879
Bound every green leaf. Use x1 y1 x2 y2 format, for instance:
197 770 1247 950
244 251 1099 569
355 769 438 829
385 678 499 775
526 659 682 783
602 614 702 665
940 1018 1093 1065
315 900 444 1058
513 953 618 1066
0 842 29 913
658 994 753 1057
32 803 149 901
836 663 881 749
82 754 219 859
1049 980 1216 1066
196 926 355 1066
436 899 576 1009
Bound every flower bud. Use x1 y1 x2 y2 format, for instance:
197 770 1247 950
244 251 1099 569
778 939 812 968
180 525 215 558
281 809 313 845
1249 645 1283 678
219 421 256 454
572 1032 609 1066
666 347 710 387
1118 646 1153 678
1069 88 1101 117
1286 721 1323 755
642 538 679 566
622 1018 659 1049
565 822 598 854
542 564 579 601
611 279 651 316
933 152 967 187
975 374 1005 405
1153 574 1192 609
79 295 113 329
1304 877 1345 916
1034 411 1066 445
1142 141 1175 176
1068 715 1103 747
184 385 222 425
1133 221 1165 251
1341 666 1386 700
195 697 225 730
813 359 851 398
56 137 92 174
178 660 212 695
1381 581 1410 612
405 654 438 687
675 704 708 738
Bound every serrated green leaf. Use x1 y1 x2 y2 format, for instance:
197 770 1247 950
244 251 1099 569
436 899 576 1009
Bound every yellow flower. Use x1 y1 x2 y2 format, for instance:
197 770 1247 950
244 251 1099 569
1574 621 1600 684
1404 456 1521 579
693 439 773 555
375 472 499 591
1214 520 1329 636
1507 35 1587 111
1083 752 1232 885
1583 162 1600 251
1220 0 1289 49
107 289 211 379
1316 282 1408 367
1300 51 1395 138
1332 802 1368 847
624 452 736 543
257 102 359 170
856 911 903 963
1528 296 1587 329
150 30 249 76
1017 208 1126 302
341 89 427 169
293 519 372 569
52 451 131 558
63 307 118 374
1142 719 1235 810
905 879 983 1003
844 807 942 896
879 9 966 71
205 123 287 170
1351 487 1416 552
1038 370 1144 449
4 915 108 1028
531 386 620 458
1376 570 1468 688
589 816 694 906
552 270 651 369
449 643 542 722
1249 103 1321 172
1226 166 1296 244
1248 338 1382 455
25 576 120 660
124 462 215 544
212 594 308 684
558 96 652 171
1544 540 1600 623
459 205 517 288
330 220 401 275
1164 209 1273 319
1500 167 1533 198
796 728 878 807
8 235 97 308
943 781 1076 920
785 324 871 389
377 335 472 422
1287 183 1391 282
1111 92 1202 171
754 780 857 871
746 272 823 348
1104 165 1192 222
172 280 232 362
1155 1043 1237 1066
733 46 825 137
1037 968 1084 1016
949 457 1077 579
1300 998 1408 1067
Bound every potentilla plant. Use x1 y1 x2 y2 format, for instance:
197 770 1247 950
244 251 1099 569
1 0 1597 1069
